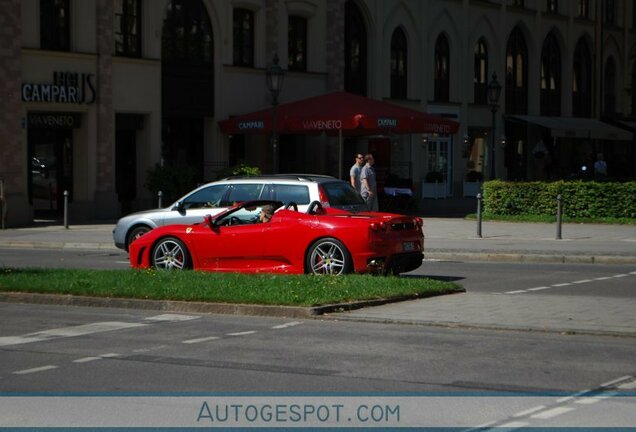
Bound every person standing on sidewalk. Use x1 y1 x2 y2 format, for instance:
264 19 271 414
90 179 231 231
349 153 365 193
360 153 379 211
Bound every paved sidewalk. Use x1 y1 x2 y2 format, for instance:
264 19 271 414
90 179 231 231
1 218 636 337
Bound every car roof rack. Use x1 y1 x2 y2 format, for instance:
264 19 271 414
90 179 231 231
220 174 337 182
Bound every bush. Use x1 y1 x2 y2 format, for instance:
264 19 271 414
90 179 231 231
483 180 636 219
214 163 261 180
144 165 197 205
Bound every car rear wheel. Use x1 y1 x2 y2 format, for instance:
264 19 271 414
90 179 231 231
306 238 352 275
127 225 151 250
151 237 192 270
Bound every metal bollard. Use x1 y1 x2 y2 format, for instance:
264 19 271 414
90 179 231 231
63 190 69 229
556 194 562 240
476 193 482 238
158 190 163 208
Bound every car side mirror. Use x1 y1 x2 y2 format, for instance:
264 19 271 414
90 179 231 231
175 201 186 214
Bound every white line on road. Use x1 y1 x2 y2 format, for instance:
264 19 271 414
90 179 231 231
601 375 633 388
527 286 550 291
271 321 303 329
144 314 200 322
613 274 629 278
13 365 58 375
505 290 527 294
226 331 257 336
73 357 101 363
0 322 147 347
572 279 592 284
512 405 547 417
594 276 613 281
618 381 636 390
552 283 572 287
182 336 220 344
531 406 575 419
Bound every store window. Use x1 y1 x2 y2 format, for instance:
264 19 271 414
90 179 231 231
505 27 528 115
474 38 488 104
233 8 254 67
40 0 70 51
390 27 407 99
288 16 307 71
434 34 450 102
115 0 141 57
344 0 367 96
572 38 592 117
540 32 561 116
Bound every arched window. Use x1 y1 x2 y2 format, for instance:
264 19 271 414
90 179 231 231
233 8 254 66
505 27 528 114
288 16 307 71
540 32 561 116
604 57 617 114
474 38 488 104
115 0 142 57
345 0 367 96
391 27 408 99
434 34 450 102
572 38 592 117
162 0 213 65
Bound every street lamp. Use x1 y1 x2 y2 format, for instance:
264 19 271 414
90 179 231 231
266 53 285 173
487 72 502 179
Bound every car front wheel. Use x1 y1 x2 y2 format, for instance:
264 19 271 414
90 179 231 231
127 225 151 250
306 238 352 275
151 237 192 270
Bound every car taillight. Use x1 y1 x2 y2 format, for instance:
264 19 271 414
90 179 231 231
318 185 331 207
370 221 387 232
414 217 423 229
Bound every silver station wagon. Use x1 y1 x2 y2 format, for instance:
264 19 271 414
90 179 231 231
112 174 367 250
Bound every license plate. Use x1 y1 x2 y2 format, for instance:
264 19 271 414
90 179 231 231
403 241 415 252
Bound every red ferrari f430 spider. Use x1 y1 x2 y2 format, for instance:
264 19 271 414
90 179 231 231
128 200 424 275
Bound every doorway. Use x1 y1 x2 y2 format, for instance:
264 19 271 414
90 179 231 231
426 137 452 196
28 128 73 218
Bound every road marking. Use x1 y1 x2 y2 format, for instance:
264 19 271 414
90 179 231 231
575 397 602 405
0 322 147 347
226 331 257 336
99 353 120 358
182 336 220 344
601 375 633 387
527 286 550 291
512 405 547 417
13 365 58 375
531 406 575 419
144 314 200 322
552 282 571 287
505 290 527 294
618 381 636 390
271 321 303 329
572 279 592 284
595 276 613 281
73 357 101 363
499 421 529 428
613 274 629 278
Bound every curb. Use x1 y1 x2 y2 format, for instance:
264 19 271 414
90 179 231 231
0 291 461 319
425 251 636 265
323 314 636 339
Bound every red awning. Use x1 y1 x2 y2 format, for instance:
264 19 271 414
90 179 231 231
218 91 459 136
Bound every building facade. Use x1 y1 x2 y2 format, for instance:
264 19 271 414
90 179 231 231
1 0 635 227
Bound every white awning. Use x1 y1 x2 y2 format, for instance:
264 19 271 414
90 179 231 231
508 115 633 141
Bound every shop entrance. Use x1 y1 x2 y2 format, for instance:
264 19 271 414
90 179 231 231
28 127 73 218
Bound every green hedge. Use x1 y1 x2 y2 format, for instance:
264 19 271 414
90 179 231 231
483 180 636 219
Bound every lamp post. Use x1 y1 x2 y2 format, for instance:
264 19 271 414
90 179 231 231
266 53 285 173
487 72 502 180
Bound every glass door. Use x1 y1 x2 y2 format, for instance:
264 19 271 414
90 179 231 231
426 138 451 196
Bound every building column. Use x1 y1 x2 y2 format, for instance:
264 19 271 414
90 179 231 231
0 0 30 227
94 0 117 218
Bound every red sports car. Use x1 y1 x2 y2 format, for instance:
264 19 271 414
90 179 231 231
128 200 424 275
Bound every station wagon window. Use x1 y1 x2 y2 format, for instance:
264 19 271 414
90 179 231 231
223 184 263 205
321 182 365 206
270 184 310 205
182 184 227 209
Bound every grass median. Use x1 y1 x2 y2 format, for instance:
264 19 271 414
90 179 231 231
0 268 462 307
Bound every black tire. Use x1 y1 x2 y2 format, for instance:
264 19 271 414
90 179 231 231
305 238 352 275
150 237 192 270
127 225 151 250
